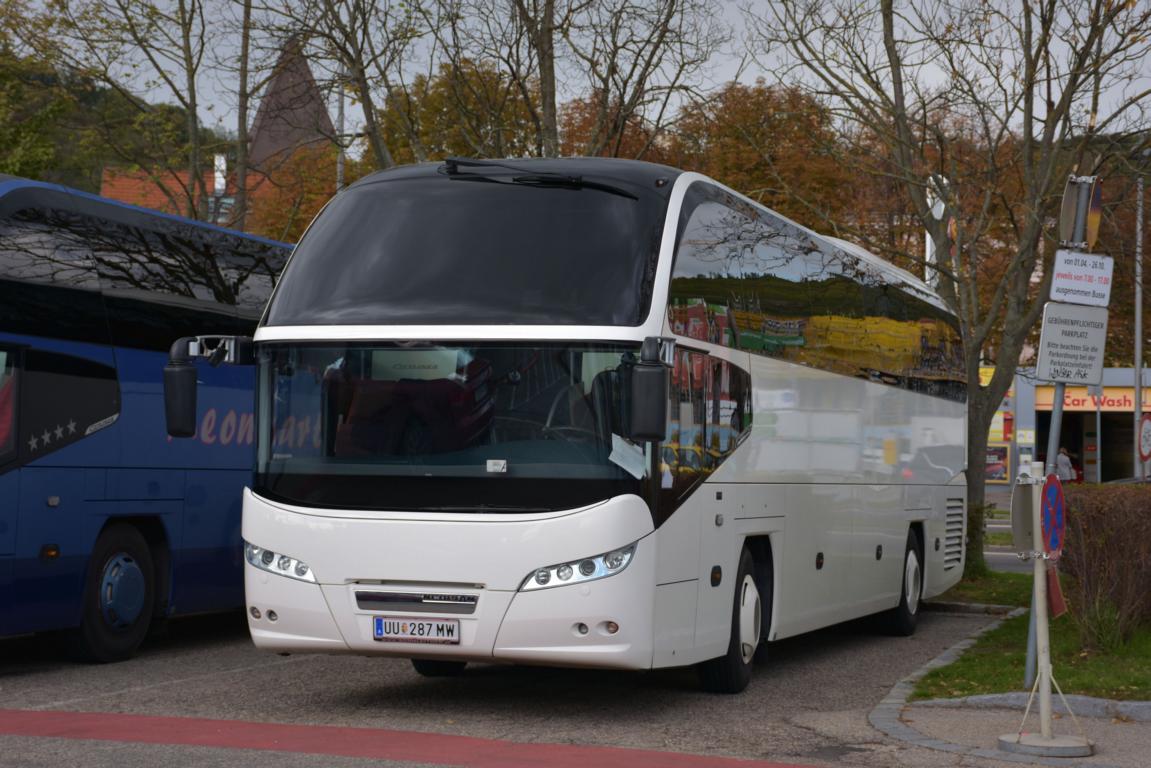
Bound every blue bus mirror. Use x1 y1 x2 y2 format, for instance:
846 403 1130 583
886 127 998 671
164 338 198 438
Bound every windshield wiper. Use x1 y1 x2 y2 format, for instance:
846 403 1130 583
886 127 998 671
440 158 638 200
419 504 552 513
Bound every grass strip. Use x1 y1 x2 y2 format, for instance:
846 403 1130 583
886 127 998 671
983 531 1014 547
935 570 1031 608
912 613 1151 701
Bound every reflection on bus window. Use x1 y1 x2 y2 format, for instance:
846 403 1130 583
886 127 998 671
669 183 965 402
255 343 651 511
660 349 751 510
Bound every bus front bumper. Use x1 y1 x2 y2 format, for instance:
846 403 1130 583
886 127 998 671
242 490 657 670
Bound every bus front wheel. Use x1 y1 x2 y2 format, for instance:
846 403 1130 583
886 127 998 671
697 546 760 693
74 524 155 663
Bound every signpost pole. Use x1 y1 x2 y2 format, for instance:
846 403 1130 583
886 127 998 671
1044 385 1065 478
1032 474 1052 740
1136 170 1144 481
1001 176 1095 757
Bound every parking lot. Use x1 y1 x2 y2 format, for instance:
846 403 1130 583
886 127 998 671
0 609 998 768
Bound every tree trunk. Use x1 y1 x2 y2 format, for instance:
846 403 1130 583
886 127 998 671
537 0 558 157
514 0 558 157
962 377 1010 578
233 0 251 231
180 0 205 220
353 65 394 170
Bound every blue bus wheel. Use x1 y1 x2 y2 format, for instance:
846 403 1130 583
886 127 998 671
74 524 155 663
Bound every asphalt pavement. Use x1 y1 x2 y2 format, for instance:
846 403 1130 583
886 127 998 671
0 608 1009 768
0 486 1143 767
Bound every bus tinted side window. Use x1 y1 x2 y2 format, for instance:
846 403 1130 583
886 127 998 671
218 240 286 328
77 211 240 349
0 210 108 346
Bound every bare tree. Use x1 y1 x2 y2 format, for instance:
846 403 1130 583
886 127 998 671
430 0 726 158
32 0 215 219
257 0 431 170
747 0 1151 572
565 0 727 157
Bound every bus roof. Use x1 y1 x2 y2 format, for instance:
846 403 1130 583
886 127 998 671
0 175 289 249
347 157 684 193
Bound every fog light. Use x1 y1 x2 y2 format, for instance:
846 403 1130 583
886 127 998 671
250 606 261 619
556 564 573 581
267 610 278 622
605 621 619 635
576 623 589 635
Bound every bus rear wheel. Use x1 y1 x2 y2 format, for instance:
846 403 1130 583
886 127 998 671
411 658 467 677
698 546 760 693
74 524 155 663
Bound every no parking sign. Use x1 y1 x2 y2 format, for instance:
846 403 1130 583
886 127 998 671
1041 474 1066 556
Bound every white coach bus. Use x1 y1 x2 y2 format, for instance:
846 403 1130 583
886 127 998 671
165 158 967 693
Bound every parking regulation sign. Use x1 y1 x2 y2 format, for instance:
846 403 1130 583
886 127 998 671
1041 474 1066 556
1140 413 1151 464
1035 302 1108 384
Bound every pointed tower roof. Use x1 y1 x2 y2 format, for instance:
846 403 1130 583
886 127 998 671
249 38 335 170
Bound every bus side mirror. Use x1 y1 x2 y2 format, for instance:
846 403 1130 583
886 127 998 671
629 337 670 442
164 338 198 438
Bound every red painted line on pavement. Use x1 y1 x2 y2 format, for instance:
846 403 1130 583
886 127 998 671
0 709 814 768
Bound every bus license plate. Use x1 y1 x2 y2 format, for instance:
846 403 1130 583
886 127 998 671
373 616 460 644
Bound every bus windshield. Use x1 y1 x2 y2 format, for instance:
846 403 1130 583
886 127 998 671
254 342 651 511
261 172 667 327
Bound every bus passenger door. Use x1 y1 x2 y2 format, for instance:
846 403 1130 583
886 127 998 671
0 347 19 631
0 345 16 557
0 470 16 556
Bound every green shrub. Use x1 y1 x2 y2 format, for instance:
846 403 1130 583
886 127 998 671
1062 485 1151 650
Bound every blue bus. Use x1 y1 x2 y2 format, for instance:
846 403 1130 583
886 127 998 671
0 176 290 661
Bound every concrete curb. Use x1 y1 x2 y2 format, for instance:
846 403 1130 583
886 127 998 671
866 606 1132 767
913 694 1151 722
923 600 1019 616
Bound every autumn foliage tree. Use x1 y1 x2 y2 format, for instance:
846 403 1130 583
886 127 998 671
382 60 538 163
750 0 1151 574
669 80 855 231
247 144 368 242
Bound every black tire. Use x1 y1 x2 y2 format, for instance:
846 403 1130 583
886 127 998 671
881 529 923 637
411 658 467 677
74 524 155 663
698 547 761 693
753 556 774 665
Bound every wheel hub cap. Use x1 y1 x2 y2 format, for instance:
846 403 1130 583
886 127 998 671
738 574 761 664
905 552 921 615
100 553 146 629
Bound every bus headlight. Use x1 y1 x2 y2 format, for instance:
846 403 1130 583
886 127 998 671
244 541 317 583
519 542 637 591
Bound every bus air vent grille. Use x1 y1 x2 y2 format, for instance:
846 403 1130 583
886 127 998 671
943 498 964 570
